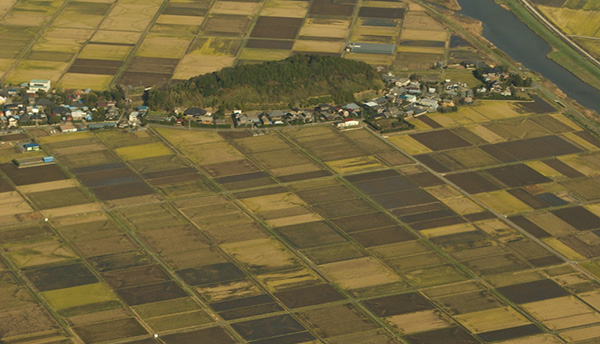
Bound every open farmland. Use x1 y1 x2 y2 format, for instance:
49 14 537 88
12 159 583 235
0 0 457 88
2 97 600 342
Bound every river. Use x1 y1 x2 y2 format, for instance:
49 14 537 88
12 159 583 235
455 0 600 113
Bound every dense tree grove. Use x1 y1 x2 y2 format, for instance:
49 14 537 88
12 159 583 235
145 55 383 110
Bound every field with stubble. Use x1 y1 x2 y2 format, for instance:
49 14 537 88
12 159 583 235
2 96 600 342
0 0 463 89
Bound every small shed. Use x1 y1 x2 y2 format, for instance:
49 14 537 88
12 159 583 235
23 143 40 151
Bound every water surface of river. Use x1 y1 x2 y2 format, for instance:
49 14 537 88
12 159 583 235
456 0 600 112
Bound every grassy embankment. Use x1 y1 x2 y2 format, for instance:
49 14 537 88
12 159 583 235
497 0 600 91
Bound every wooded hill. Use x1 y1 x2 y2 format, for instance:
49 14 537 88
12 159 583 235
145 55 383 110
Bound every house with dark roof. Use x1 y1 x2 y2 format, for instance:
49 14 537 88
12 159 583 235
184 108 210 118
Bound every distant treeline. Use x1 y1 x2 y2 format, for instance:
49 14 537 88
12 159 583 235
145 55 383 110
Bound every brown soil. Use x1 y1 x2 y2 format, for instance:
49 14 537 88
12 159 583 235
203 15 252 35
275 221 346 248
246 39 294 50
0 224 50 244
116 281 188 306
203 159 260 178
73 318 147 343
102 264 171 289
405 327 479 344
119 72 172 87
275 170 331 182
0 133 28 141
74 235 139 257
372 188 438 209
250 16 303 39
219 303 283 320
485 164 551 188
211 294 274 312
233 186 288 199
297 304 377 337
0 306 59 339
363 292 434 316
507 188 549 209
398 208 458 223
478 324 541 342
350 226 414 247
274 284 344 308
0 163 68 185
551 206 600 231
89 251 151 272
482 135 581 162
433 290 504 315
332 212 397 232
496 279 568 304
411 216 466 230
0 178 14 192
68 59 121 75
392 202 448 216
295 185 358 204
309 0 354 16
231 314 306 341
161 327 236 344
352 175 419 195
25 262 98 291
91 182 154 201
542 158 584 178
446 172 501 194
411 130 472 151
142 167 198 179
313 198 374 218
176 263 246 286
215 171 270 184
358 7 404 19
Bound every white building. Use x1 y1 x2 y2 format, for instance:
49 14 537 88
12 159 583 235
334 119 360 128
29 79 51 93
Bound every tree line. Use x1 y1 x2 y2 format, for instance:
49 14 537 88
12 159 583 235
145 55 383 111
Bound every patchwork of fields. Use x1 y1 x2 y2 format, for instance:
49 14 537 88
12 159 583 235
0 0 458 90
2 98 600 343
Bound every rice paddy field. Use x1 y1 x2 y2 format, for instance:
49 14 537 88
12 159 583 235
532 0 600 60
1 96 600 343
0 0 460 90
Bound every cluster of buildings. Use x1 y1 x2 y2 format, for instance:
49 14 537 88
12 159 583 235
0 80 52 128
0 79 123 129
2 68 492 133
232 103 364 128
476 68 513 96
379 74 474 117
145 107 228 127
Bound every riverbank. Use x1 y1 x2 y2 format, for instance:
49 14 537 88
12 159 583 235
417 0 600 139
454 0 600 115
496 0 600 91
